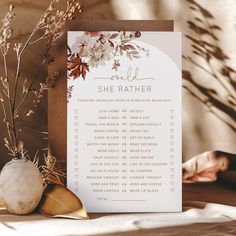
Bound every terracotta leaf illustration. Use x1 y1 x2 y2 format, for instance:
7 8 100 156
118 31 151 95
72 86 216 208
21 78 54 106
67 54 89 80
109 33 119 39
38 184 89 220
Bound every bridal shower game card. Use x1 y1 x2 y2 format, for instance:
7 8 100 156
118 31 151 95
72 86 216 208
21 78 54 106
67 31 182 212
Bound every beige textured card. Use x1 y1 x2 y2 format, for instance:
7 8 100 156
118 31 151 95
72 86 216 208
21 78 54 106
67 29 181 212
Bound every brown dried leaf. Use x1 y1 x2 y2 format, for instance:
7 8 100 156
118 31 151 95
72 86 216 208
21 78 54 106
126 44 136 50
130 51 139 55
126 52 132 60
109 33 119 39
67 55 89 80
115 45 119 53
38 184 89 220
108 40 114 47
122 38 131 43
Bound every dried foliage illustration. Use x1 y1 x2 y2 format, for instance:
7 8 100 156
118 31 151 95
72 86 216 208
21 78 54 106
183 0 236 132
67 30 149 102
67 31 147 81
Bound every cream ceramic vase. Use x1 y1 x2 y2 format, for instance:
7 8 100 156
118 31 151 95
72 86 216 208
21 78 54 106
0 158 43 215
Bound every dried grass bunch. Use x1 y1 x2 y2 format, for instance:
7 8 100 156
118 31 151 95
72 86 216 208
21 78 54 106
0 0 81 158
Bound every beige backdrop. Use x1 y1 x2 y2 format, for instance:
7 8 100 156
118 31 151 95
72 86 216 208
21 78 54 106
0 0 235 167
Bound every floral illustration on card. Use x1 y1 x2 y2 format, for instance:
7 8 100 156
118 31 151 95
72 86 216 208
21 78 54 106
67 31 149 81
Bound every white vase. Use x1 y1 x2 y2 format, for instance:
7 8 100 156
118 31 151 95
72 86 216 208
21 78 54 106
0 158 43 215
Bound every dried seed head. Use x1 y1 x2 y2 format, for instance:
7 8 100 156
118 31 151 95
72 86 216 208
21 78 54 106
13 42 22 54
26 110 34 117
0 4 15 49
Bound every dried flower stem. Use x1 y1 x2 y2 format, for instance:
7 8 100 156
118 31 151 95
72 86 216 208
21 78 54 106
1 41 16 148
14 44 51 117
13 28 37 114
0 96 14 151
0 1 81 158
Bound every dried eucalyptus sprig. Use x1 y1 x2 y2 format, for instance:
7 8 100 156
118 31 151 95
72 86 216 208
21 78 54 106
0 1 81 158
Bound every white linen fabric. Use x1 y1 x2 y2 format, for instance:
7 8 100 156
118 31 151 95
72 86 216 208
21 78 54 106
1 201 236 236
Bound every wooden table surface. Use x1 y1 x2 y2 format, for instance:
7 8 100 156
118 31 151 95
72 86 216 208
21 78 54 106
183 181 236 207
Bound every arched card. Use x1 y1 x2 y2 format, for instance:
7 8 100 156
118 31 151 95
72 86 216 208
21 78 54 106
67 30 182 212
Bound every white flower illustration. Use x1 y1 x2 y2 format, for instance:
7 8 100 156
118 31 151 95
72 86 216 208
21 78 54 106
71 34 95 57
97 31 110 44
87 42 113 68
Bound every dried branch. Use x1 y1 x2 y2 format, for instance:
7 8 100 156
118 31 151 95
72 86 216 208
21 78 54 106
0 1 81 158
